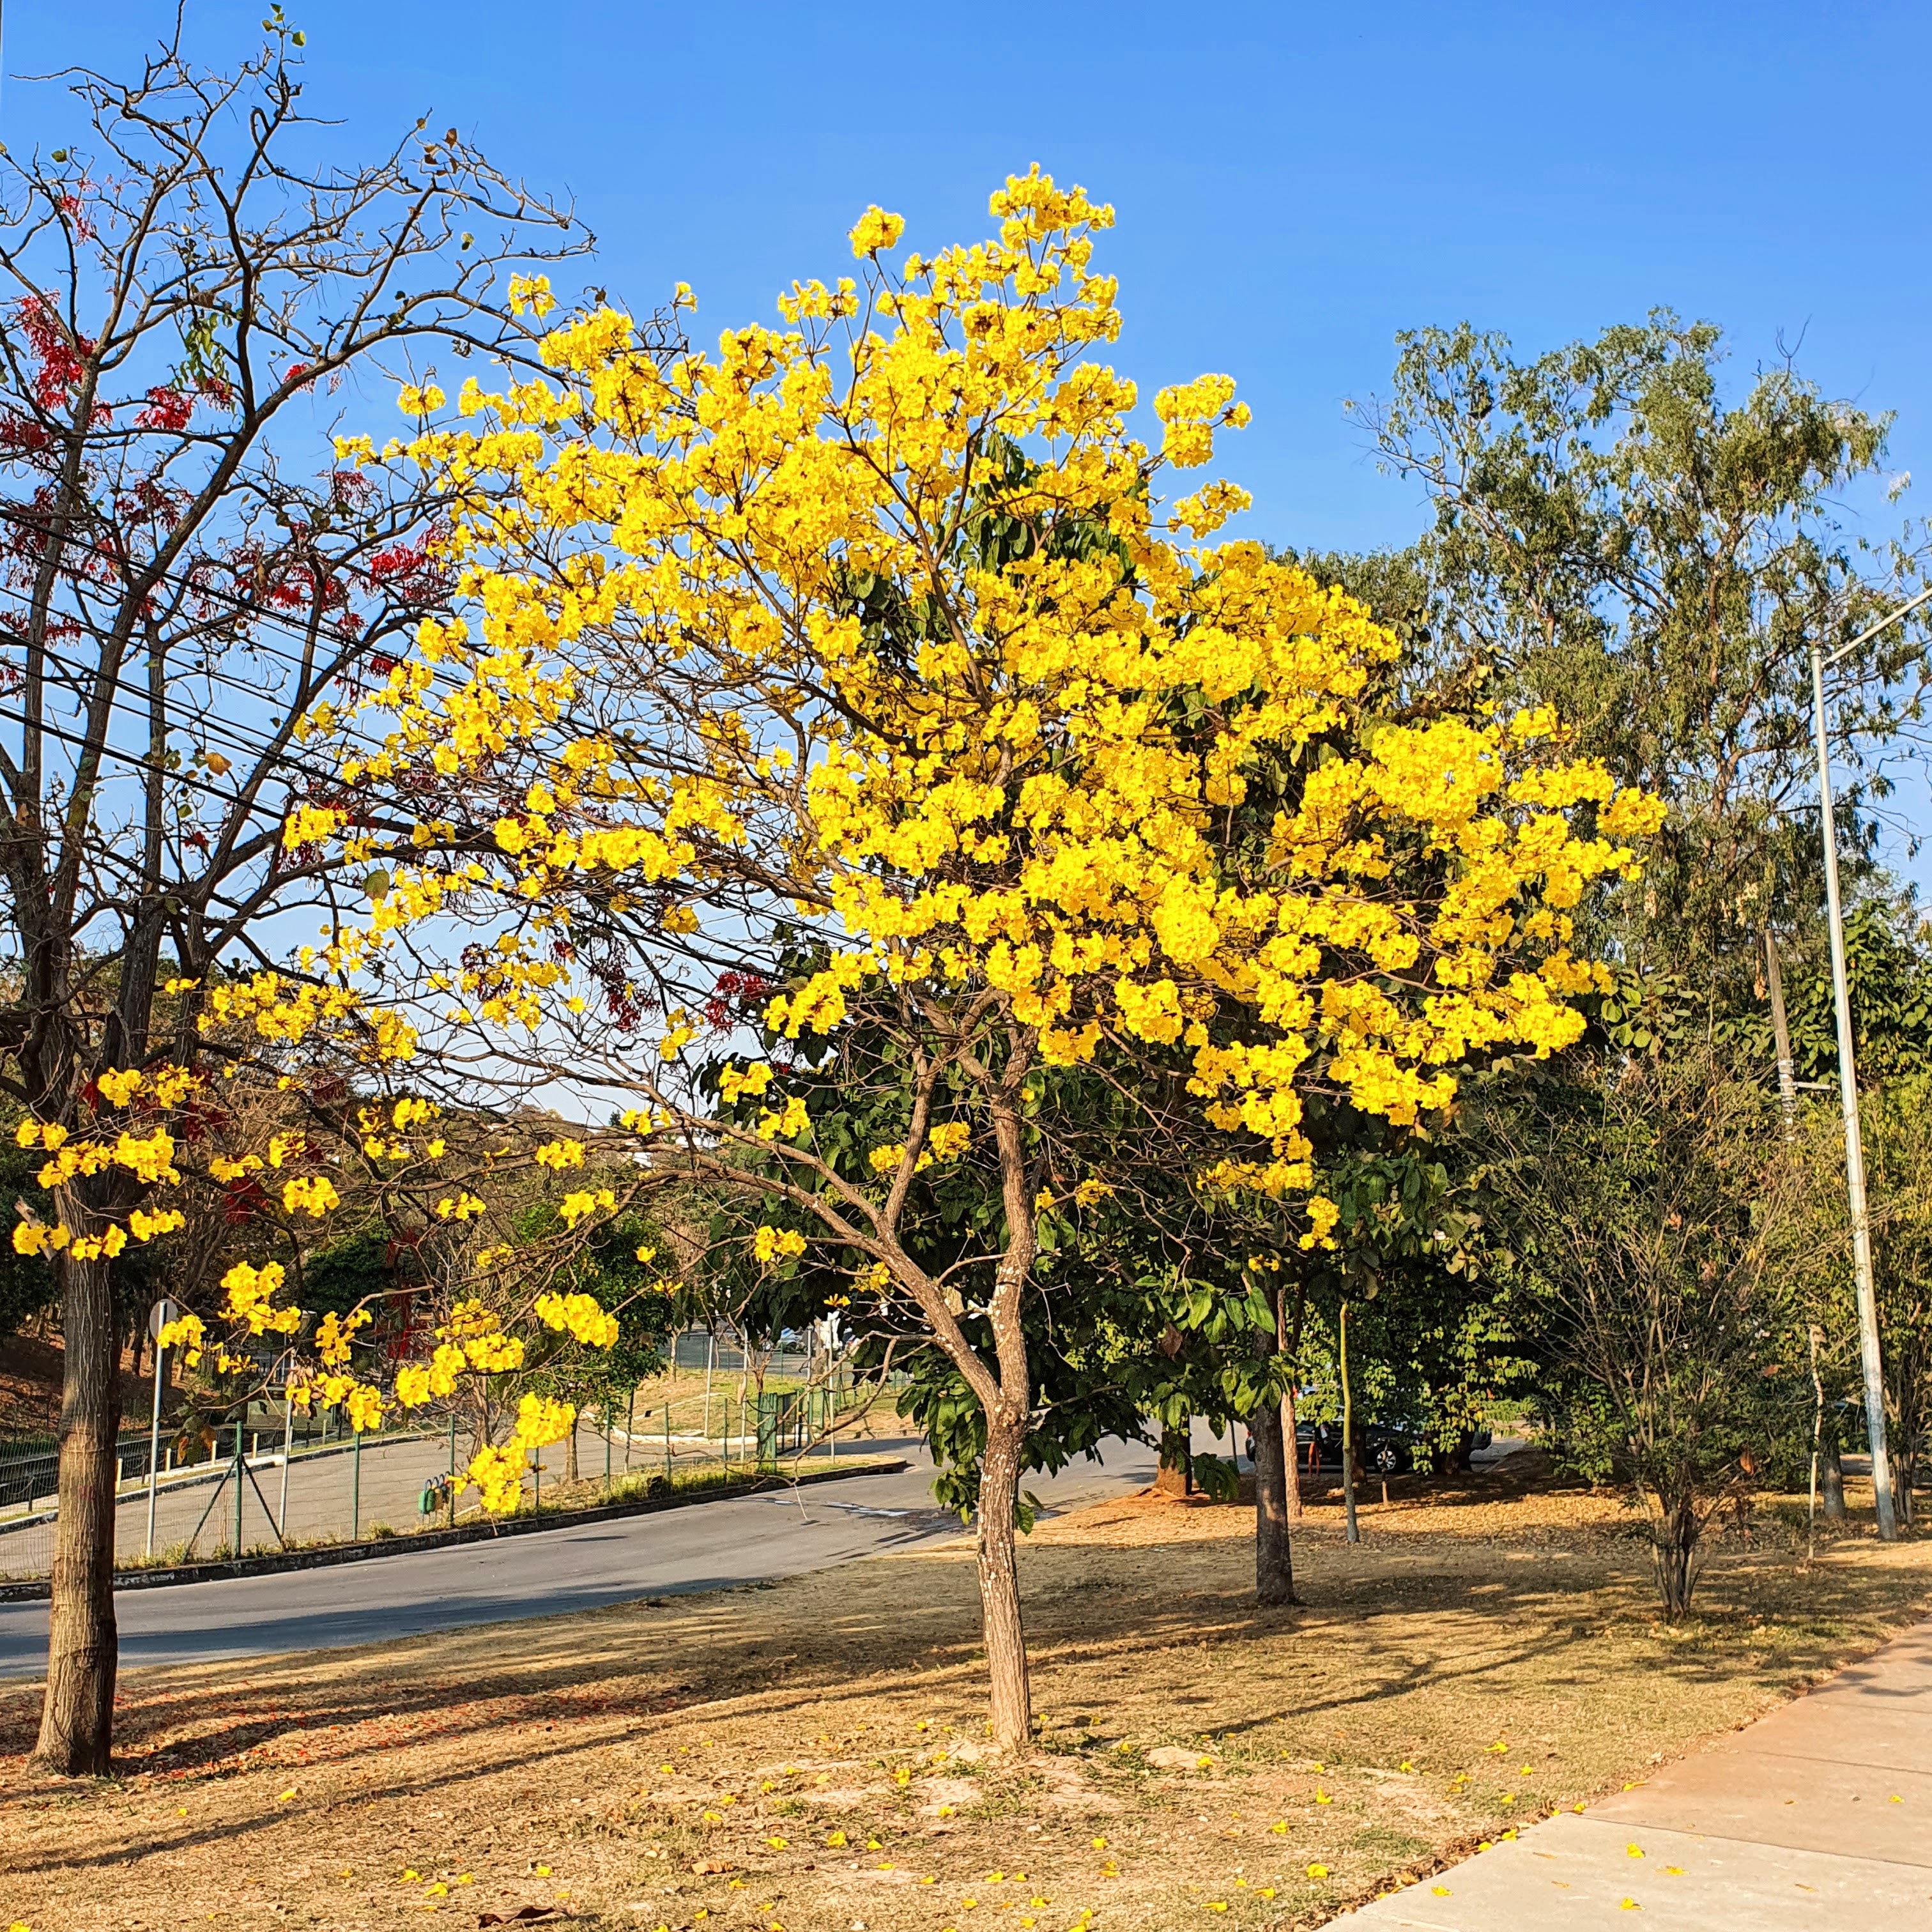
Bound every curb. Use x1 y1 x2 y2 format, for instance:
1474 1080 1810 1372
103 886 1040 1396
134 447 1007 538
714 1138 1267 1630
0 1456 910 1602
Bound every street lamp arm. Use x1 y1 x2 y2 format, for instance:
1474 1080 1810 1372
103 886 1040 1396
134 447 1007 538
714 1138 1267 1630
1823 583 1932 670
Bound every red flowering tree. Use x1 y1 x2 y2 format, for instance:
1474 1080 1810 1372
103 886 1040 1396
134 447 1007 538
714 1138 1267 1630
0 17 594 1774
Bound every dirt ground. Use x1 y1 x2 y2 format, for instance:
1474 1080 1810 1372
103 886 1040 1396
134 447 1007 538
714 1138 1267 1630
4 1455 1930 1932
0 1331 151 1438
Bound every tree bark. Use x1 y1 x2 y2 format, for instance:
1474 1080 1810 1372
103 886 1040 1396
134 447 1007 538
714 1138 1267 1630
1154 1419 1192 1496
977 1404 1032 1752
1820 1440 1846 1520
33 1251 121 1775
1280 1381 1304 1520
1252 1281 1298 1602
963 1072 1039 1757
1250 1394 1298 1605
1277 1283 1303 1525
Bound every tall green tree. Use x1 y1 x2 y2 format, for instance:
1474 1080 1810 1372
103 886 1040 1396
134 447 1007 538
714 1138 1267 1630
1356 313 1931 1003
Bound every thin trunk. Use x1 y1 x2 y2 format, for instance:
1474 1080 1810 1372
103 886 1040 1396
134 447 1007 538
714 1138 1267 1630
1252 1282 1297 1603
33 1250 120 1775
1278 1281 1303 1524
1820 1439 1847 1520
977 1406 1031 1752
565 1420 579 1485
1652 1499 1702 1620
977 1077 1038 1756
1280 1380 1303 1520
1250 1394 1297 1606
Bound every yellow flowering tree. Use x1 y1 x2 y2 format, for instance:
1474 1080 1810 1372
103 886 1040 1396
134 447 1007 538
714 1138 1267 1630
293 172 1661 1748
137 1078 644 1478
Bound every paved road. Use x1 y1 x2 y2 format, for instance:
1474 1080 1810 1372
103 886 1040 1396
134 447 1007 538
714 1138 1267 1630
0 1414 848 1579
0 1434 1160 1678
1331 1614 1932 1931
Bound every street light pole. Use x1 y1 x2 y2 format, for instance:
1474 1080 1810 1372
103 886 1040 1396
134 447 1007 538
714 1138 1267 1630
1805 583 1932 1544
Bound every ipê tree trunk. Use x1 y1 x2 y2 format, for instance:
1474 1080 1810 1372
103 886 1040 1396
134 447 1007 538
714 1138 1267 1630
977 1403 1033 1752
1250 1392 1298 1606
1277 1282 1303 1525
33 1249 121 1775
1252 1282 1298 1602
1280 1381 1303 1520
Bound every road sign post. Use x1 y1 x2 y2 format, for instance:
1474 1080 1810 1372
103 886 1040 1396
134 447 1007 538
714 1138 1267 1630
144 1298 181 1560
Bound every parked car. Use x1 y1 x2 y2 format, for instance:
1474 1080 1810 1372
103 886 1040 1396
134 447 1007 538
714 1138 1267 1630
1246 1422 1412 1475
1243 1420 1495 1476
1296 1421 1412 1476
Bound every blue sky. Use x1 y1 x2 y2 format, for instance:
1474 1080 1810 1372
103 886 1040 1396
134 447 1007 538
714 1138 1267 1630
12 1 1929 554
10 1 1932 870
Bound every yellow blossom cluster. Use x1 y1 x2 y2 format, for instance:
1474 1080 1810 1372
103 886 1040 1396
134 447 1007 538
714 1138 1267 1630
868 1120 971 1177
753 1225 808 1264
535 1289 620 1347
327 169 1657 1219
221 1261 303 1337
280 1175 341 1218
460 1392 578 1512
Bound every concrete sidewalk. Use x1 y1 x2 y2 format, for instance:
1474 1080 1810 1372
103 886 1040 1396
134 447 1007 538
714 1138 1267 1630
1332 1617 1932 1931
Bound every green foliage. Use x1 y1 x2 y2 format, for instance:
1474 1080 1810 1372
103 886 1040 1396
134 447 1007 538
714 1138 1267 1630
1858 1087 1932 1524
1361 312 1931 997
1292 1134 1524 1459
512 1199 669 1413
1478 1049 1808 1616
303 1230 393 1324
1786 900 1932 1087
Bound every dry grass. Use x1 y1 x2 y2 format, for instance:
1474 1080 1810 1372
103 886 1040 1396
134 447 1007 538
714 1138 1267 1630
4 1455 1930 1932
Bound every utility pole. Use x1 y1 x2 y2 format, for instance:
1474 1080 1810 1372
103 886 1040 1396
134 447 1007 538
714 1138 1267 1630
1804 585 1932 1543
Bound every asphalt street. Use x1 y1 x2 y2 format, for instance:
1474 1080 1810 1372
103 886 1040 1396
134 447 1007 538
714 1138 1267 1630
0 1434 1162 1678
0 1414 782 1578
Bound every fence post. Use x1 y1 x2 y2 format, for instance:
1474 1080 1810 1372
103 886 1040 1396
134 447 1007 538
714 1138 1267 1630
351 1424 362 1542
279 1391 293 1538
145 1338 164 1559
604 1406 611 1491
664 1397 671 1480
